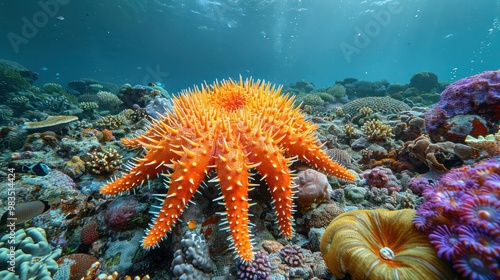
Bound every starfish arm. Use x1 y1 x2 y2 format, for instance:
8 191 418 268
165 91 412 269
281 128 356 182
215 135 254 263
122 114 179 149
246 134 295 239
100 138 181 195
142 138 215 248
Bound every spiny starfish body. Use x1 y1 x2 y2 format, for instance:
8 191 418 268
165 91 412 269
101 78 355 262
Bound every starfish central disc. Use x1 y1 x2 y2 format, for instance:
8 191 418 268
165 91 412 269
100 77 355 262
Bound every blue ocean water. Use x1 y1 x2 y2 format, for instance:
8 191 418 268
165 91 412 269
0 0 499 92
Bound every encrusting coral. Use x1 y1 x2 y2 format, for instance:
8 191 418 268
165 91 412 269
320 209 455 280
100 77 355 262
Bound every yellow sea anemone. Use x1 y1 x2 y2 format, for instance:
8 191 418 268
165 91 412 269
320 209 456 280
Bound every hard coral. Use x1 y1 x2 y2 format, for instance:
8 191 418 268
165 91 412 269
414 158 500 280
425 70 500 141
321 209 455 280
361 119 394 140
362 167 400 194
235 250 272 280
104 196 141 231
54 253 98 280
85 146 123 176
341 96 410 116
293 169 331 212
62 156 86 179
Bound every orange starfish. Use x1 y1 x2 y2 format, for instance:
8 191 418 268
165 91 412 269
100 77 355 262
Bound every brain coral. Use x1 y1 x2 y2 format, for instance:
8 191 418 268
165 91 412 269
341 96 410 116
320 209 455 280
425 70 500 133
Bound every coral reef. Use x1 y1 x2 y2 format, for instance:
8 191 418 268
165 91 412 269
235 250 271 280
362 167 400 193
320 209 455 279
408 72 440 92
0 59 37 93
413 158 500 280
62 156 87 178
104 196 145 232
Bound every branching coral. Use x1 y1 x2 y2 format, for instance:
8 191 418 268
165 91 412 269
361 119 394 139
413 158 500 280
84 146 123 176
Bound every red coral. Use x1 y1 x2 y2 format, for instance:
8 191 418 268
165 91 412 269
80 219 99 245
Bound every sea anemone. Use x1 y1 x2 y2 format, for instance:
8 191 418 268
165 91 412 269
414 158 500 279
482 174 500 200
428 225 463 260
458 225 500 258
320 209 455 280
460 196 500 230
429 190 467 213
453 250 500 280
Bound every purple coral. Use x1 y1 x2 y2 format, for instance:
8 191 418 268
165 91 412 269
408 176 431 195
424 70 500 132
236 250 272 280
413 158 500 279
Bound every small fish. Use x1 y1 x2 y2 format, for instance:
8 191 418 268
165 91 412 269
56 16 65 20
41 67 48 71
22 163 51 176
260 31 270 39
444 33 454 38
1 200 50 225
55 72 60 76
65 213 77 219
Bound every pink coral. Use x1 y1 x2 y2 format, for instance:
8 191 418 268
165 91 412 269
362 167 400 193
293 169 331 212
